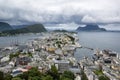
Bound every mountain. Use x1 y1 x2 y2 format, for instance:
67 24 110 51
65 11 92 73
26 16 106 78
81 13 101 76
76 24 106 32
0 22 13 32
12 25 28 29
2 24 47 34
53 29 69 32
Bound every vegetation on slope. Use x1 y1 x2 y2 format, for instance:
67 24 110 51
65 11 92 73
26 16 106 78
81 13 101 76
2 24 47 35
0 22 13 32
0 65 75 80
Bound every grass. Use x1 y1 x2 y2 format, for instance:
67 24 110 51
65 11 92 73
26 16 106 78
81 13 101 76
93 70 103 75
93 70 110 80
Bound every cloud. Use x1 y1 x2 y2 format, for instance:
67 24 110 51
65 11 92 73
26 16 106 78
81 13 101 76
81 15 97 23
0 0 120 27
45 22 79 30
100 24 120 30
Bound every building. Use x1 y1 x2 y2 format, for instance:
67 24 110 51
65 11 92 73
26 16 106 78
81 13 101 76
54 60 69 73
17 57 31 65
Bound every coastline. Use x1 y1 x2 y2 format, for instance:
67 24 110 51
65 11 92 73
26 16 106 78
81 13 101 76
0 32 120 80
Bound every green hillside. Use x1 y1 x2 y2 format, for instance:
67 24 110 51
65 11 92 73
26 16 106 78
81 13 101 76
0 22 13 32
2 24 47 35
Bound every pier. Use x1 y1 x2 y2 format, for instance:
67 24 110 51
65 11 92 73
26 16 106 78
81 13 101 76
75 45 94 51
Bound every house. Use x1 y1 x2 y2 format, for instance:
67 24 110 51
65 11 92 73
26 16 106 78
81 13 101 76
0 55 9 62
109 52 117 57
17 57 31 65
11 70 23 77
69 66 81 74
54 60 69 73
75 75 81 80
9 61 15 67
104 58 111 64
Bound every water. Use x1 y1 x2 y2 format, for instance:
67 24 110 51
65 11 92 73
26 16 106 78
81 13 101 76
0 33 42 48
75 32 120 60
0 32 120 60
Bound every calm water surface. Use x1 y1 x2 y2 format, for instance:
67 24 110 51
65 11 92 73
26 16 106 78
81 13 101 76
0 32 120 60
0 33 42 48
75 32 120 60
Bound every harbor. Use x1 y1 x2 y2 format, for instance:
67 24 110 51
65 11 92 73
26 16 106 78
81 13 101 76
0 32 120 80
0 32 81 79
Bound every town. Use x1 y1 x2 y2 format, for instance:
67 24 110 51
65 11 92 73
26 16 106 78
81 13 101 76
0 32 120 80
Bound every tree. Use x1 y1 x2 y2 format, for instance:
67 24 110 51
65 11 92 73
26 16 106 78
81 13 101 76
4 73 13 80
9 52 20 60
28 67 41 77
51 65 58 74
61 71 75 80
41 75 53 80
81 70 88 80
17 72 28 80
0 71 4 80
99 75 110 80
12 77 22 80
17 67 42 80
28 76 41 80
60 76 72 80
47 65 59 80
98 64 103 72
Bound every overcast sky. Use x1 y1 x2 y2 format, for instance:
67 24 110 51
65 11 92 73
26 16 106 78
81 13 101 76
0 0 120 30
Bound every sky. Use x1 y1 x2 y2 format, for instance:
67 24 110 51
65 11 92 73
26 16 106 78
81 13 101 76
0 0 120 30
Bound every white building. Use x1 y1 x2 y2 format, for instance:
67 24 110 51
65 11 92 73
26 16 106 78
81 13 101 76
0 55 9 62
54 60 69 73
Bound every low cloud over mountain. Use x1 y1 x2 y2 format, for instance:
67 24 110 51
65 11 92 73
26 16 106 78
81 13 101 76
0 0 120 30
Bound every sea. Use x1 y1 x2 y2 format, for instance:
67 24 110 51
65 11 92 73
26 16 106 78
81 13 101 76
0 32 120 60
75 32 120 60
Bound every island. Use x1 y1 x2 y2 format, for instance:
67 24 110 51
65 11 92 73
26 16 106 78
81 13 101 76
76 24 106 32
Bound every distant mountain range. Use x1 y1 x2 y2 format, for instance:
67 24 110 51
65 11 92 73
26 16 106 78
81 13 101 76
76 24 106 32
0 22 13 32
1 22 120 35
12 25 28 29
0 22 47 35
2 24 47 35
